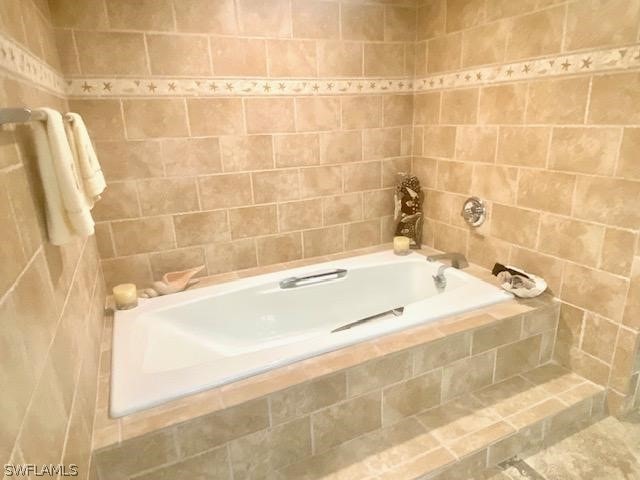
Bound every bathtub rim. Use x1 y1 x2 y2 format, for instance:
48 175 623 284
111 249 513 417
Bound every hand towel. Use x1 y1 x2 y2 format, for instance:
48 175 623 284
32 108 95 245
32 119 75 245
65 112 106 204
63 119 92 211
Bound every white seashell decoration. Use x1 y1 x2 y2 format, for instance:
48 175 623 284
139 265 204 297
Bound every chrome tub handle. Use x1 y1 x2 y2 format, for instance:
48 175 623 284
331 307 404 333
279 269 347 289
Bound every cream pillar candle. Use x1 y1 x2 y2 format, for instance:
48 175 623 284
393 235 411 255
113 283 138 310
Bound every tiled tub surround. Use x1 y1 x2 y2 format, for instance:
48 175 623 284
411 0 640 414
40 0 640 419
0 0 636 476
0 0 107 476
91 250 607 479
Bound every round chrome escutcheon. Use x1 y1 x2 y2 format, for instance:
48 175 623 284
461 196 486 227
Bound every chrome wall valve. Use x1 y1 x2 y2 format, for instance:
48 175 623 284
461 197 486 227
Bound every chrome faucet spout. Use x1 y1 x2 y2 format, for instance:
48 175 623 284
432 268 448 291
436 265 449 277
427 252 469 291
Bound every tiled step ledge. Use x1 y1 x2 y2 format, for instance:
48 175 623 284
93 365 605 480
274 364 606 480
93 246 557 451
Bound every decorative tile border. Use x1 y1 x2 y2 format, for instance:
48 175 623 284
1 31 639 99
0 32 66 95
65 43 640 97
65 76 415 97
414 44 640 92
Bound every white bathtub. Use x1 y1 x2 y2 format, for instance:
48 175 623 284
110 250 512 417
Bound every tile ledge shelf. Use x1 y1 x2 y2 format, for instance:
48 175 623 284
94 244 558 450
279 370 605 480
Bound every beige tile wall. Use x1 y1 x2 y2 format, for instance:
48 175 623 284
51 0 417 79
50 0 418 290
412 0 640 413
0 0 61 70
0 0 106 477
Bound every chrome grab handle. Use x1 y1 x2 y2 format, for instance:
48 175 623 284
331 307 404 333
279 268 347 289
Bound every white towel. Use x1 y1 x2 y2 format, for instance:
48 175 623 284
32 108 95 245
32 120 74 245
65 112 106 204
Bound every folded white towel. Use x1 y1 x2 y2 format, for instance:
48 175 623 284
65 112 106 204
32 108 95 245
497 266 547 298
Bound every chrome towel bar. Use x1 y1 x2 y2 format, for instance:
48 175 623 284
0 107 73 126
279 268 347 289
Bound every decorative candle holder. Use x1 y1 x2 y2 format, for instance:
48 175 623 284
393 236 411 255
113 283 138 310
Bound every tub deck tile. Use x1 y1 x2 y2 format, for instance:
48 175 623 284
295 342 384 379
120 390 225 441
372 324 444 356
437 312 498 336
472 376 552 418
416 396 503 444
506 398 567 430
449 421 516 458
220 364 311 408
520 363 586 395
376 447 457 480
557 382 606 406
